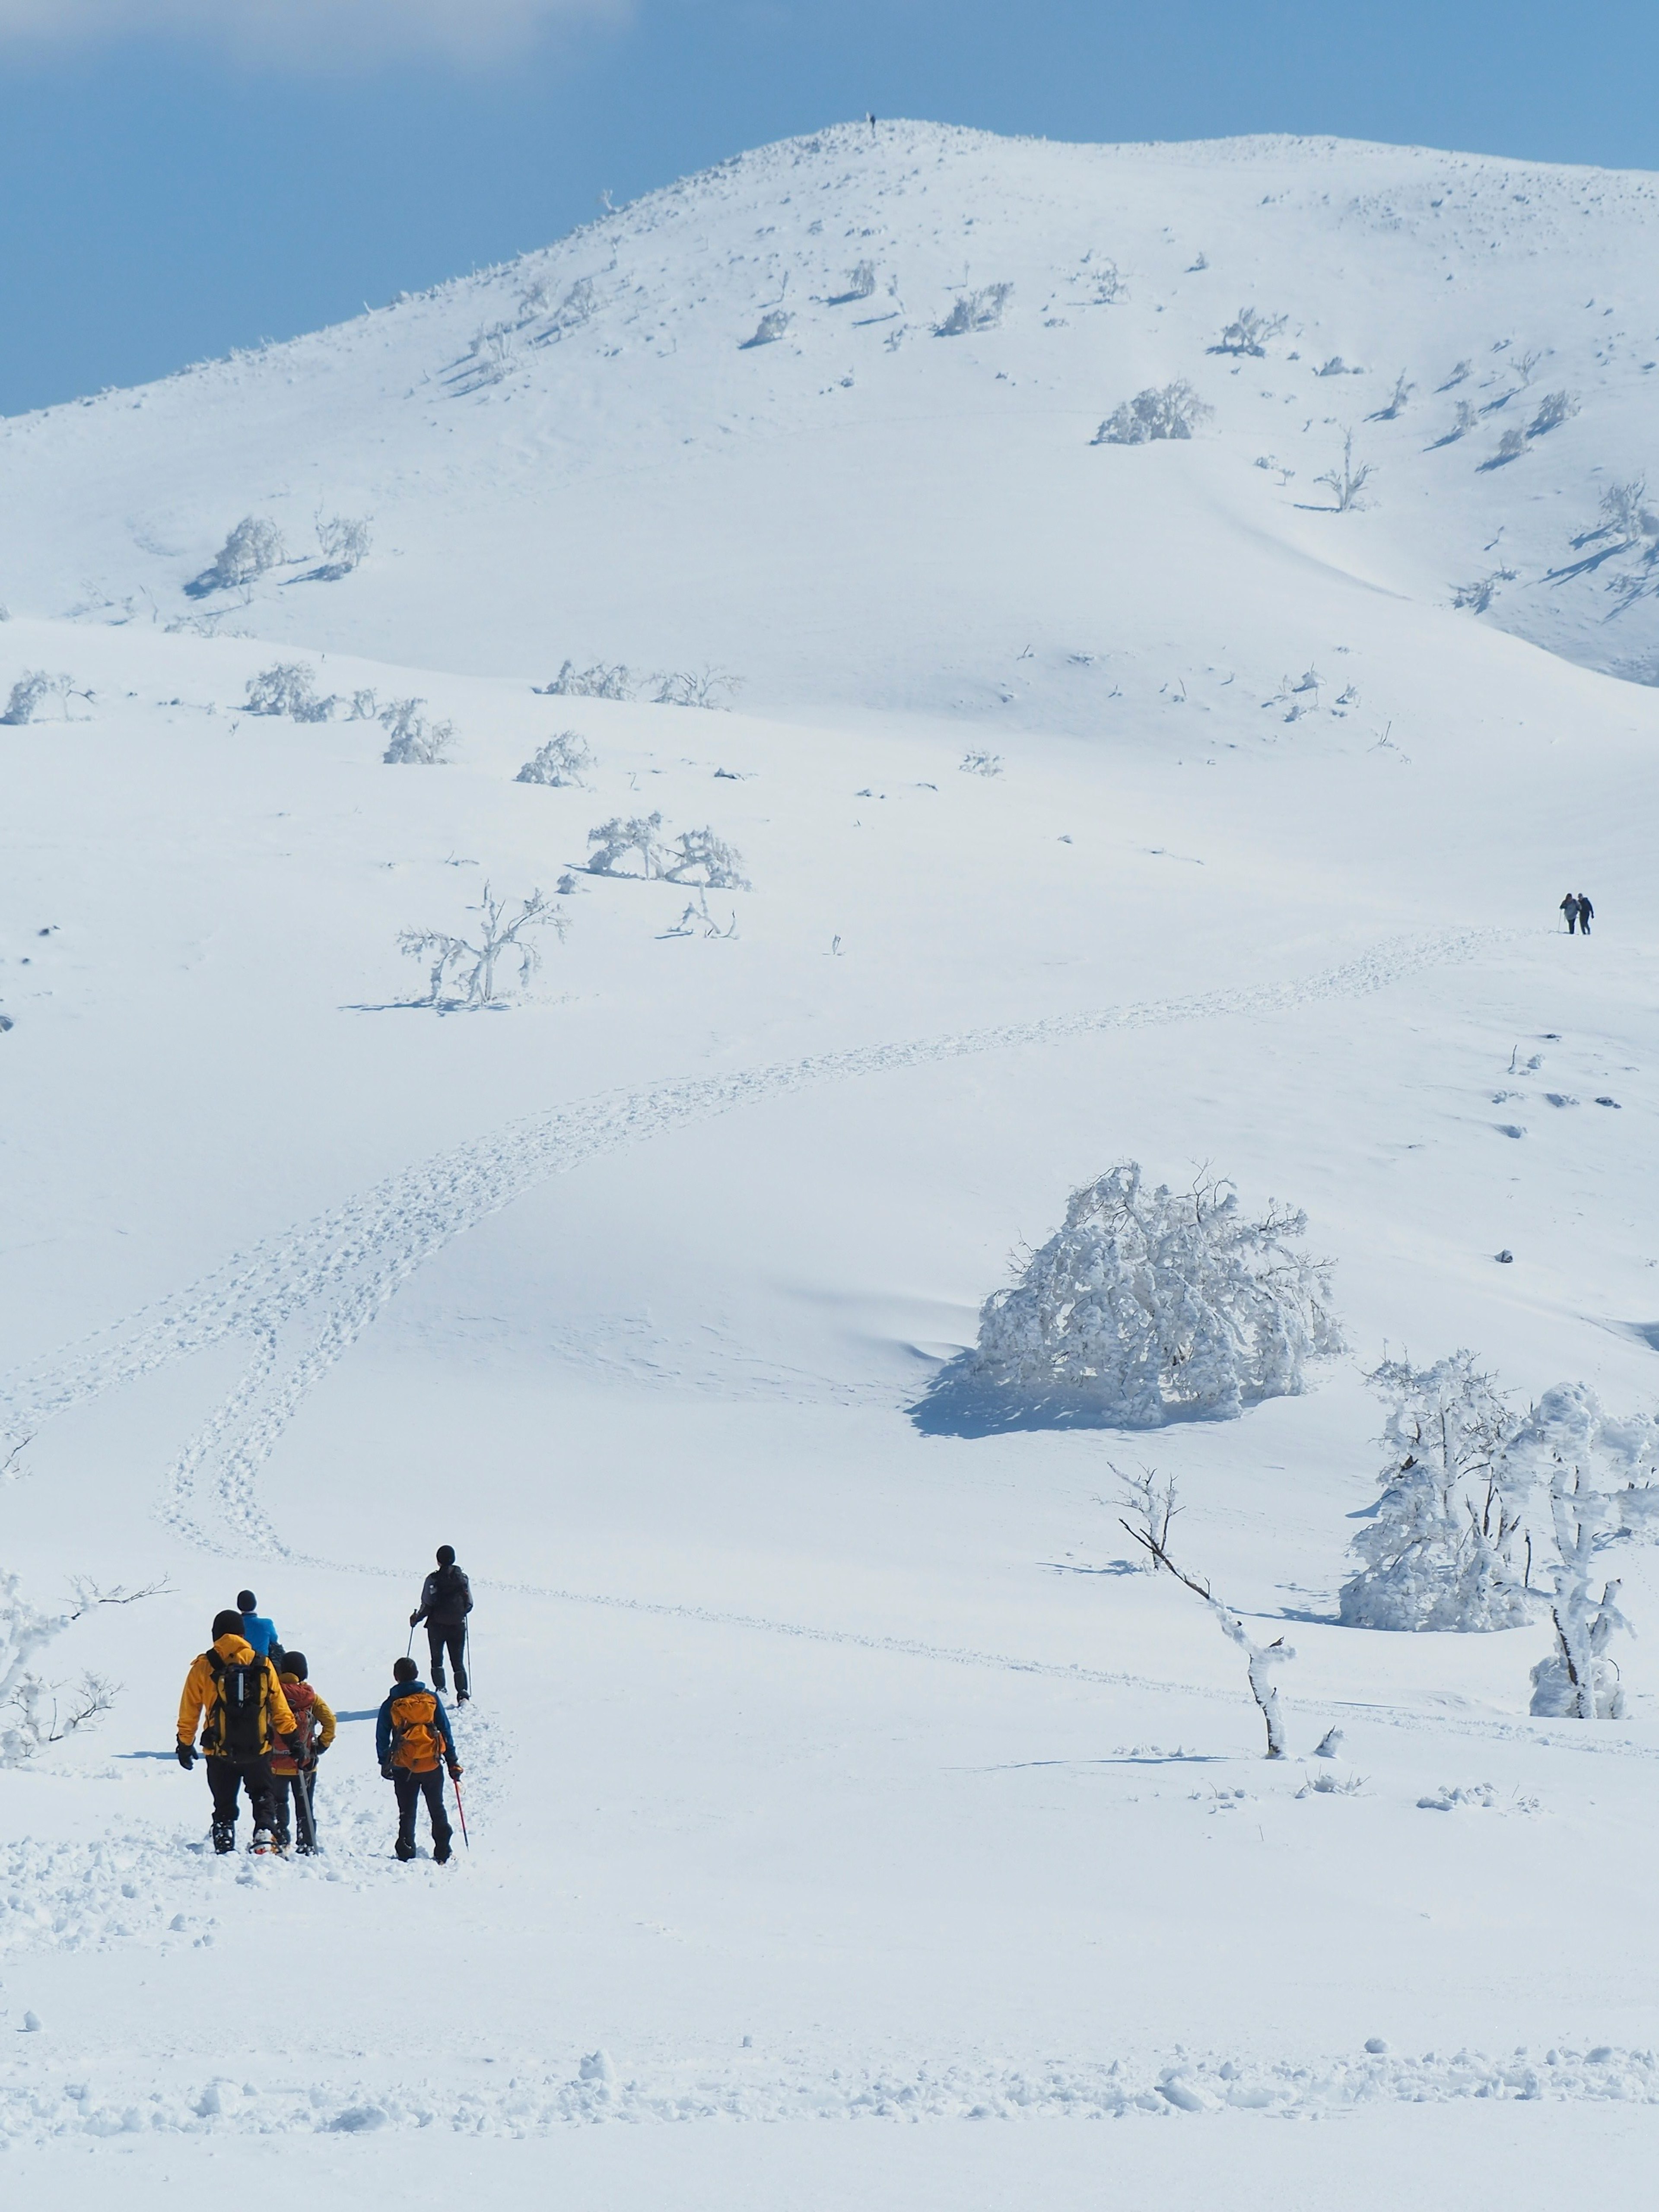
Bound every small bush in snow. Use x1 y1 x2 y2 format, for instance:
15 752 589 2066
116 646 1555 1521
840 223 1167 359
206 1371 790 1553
399 882 564 1010
314 512 372 577
3 671 64 725
190 515 286 596
587 812 667 877
379 698 454 764
662 827 749 889
245 663 337 721
539 660 635 700
1338 1353 1531 1632
959 749 1004 776
1081 256 1126 305
1433 400 1477 445
516 731 593 787
1439 359 1471 390
1528 389 1580 438
836 262 876 301
348 688 380 720
1214 306 1287 357
1505 1383 1659 1719
1595 477 1659 550
934 284 1013 337
0 1571 162 1766
973 1162 1341 1426
1370 370 1414 421
1482 426 1530 470
741 310 793 349
1093 380 1213 445
1452 568 1516 613
1316 429 1374 511
654 667 742 710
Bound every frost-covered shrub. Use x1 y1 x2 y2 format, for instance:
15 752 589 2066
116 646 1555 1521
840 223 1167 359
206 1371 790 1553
398 883 564 1009
654 667 741 710
1338 1353 1531 1632
1080 256 1126 304
662 827 749 889
836 261 876 301
379 698 454 764
245 663 337 721
741 310 793 349
0 1572 157 1766
1596 477 1659 550
1093 380 1213 445
587 812 666 877
1482 426 1530 469
1505 1383 1659 1719
539 660 635 700
2 671 58 725
1214 307 1287 356
314 512 372 577
516 731 593 787
972 1162 1342 1426
1370 370 1414 420
1528 390 1580 438
959 749 1004 776
1452 568 1516 613
1316 429 1374 511
934 284 1013 337
191 515 286 596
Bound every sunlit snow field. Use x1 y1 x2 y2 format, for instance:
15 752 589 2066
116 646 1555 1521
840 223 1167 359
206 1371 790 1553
4 121 1659 2206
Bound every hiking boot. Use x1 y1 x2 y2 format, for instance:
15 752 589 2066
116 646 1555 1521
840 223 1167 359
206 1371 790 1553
432 1672 446 1692
394 1839 416 1862
456 1692 470 1706
434 1841 452 1865
211 1821 235 1855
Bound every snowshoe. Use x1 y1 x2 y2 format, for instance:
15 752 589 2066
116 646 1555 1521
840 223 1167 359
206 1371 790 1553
249 1827 278 1856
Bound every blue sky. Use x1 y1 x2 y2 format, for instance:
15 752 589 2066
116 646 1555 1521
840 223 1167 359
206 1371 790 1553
3 0 1656 416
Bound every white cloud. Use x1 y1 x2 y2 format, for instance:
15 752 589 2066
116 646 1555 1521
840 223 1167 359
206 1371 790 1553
0 0 628 68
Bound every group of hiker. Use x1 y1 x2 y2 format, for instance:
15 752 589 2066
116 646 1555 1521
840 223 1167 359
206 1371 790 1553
1560 890 1595 936
174 1547 474 1863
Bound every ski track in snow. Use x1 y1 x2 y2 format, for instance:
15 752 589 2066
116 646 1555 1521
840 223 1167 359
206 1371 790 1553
0 925 1503 1560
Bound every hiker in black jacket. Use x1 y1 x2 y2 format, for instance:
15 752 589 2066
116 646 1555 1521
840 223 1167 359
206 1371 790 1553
410 1545 473 1702
1577 892 1594 936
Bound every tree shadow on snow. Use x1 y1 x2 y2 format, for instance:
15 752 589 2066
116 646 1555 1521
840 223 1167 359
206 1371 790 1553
909 1352 1236 1438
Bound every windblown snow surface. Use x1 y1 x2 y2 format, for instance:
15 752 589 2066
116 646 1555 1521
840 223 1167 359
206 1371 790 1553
4 121 1659 2208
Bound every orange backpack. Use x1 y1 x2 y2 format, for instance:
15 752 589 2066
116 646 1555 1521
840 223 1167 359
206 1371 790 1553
390 1689 443 1771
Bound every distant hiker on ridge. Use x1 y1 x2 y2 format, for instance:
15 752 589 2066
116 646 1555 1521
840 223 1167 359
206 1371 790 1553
176 1610 305 1854
377 1655 462 1863
410 1545 473 1703
237 1589 280 1658
1577 891 1594 936
1560 893 1581 935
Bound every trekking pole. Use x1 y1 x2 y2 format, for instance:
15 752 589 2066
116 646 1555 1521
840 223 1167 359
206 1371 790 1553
293 1765 318 1853
405 1620 415 1659
451 1771 470 1850
464 1621 473 1699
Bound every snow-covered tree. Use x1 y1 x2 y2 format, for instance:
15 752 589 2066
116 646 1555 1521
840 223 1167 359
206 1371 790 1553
398 883 565 1010
314 512 372 577
1338 1353 1531 1631
1093 381 1213 445
1504 1384 1659 1719
0 1572 162 1766
741 310 793 348
1 671 83 725
662 827 749 889
1370 370 1414 421
1528 390 1580 438
653 668 741 709
539 660 635 700
934 284 1013 337
191 515 286 596
836 262 876 301
587 812 667 877
380 698 454 764
245 663 337 721
1214 306 1287 356
516 731 593 787
973 1162 1342 1425
1483 425 1530 470
959 749 1003 775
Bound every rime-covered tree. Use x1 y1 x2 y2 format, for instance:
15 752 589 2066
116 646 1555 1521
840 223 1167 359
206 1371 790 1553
663 828 750 889
1338 1353 1531 1631
398 883 564 1009
973 1162 1341 1425
587 812 667 877
190 515 286 596
516 731 593 786
1093 381 1213 445
245 663 337 721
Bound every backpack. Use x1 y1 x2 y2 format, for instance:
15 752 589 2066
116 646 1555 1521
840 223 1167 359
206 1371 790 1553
207 1652 270 1759
428 1564 469 1617
390 1690 443 1771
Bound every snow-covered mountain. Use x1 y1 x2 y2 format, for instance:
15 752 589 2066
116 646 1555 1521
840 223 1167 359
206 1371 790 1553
3 124 1659 2209
5 121 1659 718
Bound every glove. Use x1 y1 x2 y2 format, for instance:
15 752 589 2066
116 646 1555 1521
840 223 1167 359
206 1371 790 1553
381 1764 394 1782
286 1733 307 1761
447 1762 463 1780
408 1611 420 1627
175 1741 196 1770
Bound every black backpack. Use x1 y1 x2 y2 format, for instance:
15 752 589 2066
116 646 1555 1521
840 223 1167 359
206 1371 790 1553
207 1652 269 1759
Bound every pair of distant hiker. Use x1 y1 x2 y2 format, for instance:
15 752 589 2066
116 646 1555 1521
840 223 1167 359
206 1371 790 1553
1560 891 1595 935
175 1612 335 1854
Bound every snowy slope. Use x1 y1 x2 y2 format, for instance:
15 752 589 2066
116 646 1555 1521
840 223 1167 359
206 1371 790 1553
3 123 1659 2209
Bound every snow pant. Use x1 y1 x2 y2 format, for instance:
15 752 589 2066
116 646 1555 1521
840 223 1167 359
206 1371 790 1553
1580 914 1591 935
206 1754 278 1848
272 1770 317 1851
1567 914 1578 932
393 1765 452 1859
426 1619 468 1695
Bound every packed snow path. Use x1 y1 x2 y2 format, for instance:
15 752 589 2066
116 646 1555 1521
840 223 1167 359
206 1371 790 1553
1 928 1497 1556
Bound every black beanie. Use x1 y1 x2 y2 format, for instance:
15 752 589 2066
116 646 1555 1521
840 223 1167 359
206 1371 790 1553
236 1590 257 1611
282 1651 308 1680
211 1608 244 1640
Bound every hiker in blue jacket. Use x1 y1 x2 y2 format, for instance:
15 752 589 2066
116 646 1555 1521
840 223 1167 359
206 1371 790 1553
376 1656 462 1862
237 1589 281 1658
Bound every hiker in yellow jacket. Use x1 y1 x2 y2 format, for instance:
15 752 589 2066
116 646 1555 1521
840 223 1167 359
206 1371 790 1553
177 1610 303 1854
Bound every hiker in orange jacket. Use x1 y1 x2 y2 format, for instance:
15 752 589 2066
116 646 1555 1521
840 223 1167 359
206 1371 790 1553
270 1651 337 1854
177 1610 303 1853
375 1656 462 1863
